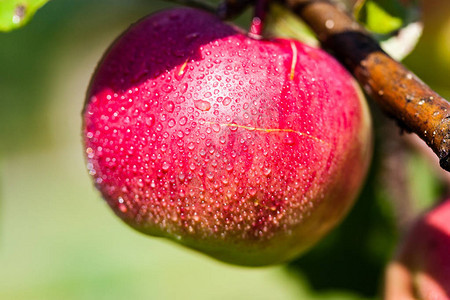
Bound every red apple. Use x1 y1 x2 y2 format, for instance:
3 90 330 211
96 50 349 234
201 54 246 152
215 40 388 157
83 7 371 266
385 199 450 299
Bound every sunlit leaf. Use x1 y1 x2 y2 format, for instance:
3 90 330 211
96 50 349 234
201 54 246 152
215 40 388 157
265 3 319 47
355 0 402 34
352 0 422 60
0 0 49 31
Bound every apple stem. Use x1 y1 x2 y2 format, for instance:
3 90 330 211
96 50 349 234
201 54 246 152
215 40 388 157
219 0 450 172
248 0 269 39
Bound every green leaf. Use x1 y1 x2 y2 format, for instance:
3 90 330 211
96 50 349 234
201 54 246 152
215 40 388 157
355 0 403 34
352 0 422 60
0 0 49 31
265 3 319 48
354 0 421 35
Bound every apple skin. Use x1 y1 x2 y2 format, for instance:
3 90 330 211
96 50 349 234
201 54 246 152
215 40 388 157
83 7 372 266
385 199 450 299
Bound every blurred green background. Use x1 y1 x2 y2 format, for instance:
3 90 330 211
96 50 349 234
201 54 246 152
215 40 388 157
1 0 449 299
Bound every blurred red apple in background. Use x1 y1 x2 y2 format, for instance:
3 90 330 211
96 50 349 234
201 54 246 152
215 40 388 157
385 199 450 299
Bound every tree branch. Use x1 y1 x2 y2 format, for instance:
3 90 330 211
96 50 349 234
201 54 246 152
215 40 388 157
281 0 450 171
221 0 450 172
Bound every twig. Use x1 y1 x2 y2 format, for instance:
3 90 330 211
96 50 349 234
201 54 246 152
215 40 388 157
249 0 269 38
221 0 450 172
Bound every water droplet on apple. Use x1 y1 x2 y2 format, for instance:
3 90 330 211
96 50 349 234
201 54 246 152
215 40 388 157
212 123 221 132
162 162 170 171
163 101 175 113
223 97 232 106
162 84 173 93
194 100 211 111
179 116 188 126
180 83 188 93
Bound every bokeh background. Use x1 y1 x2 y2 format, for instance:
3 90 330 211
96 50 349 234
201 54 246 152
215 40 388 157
1 0 449 299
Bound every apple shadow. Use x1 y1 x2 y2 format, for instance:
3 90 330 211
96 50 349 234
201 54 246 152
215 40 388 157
285 162 398 298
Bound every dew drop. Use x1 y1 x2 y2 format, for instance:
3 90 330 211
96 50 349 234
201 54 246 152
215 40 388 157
194 100 211 111
176 117 186 127
175 96 186 104
86 147 94 159
119 204 127 213
325 19 335 29
162 161 170 171
212 123 221 132
180 83 188 94
162 84 173 93
164 101 175 113
223 97 232 106
284 133 295 145
229 123 238 131
146 115 156 127
179 173 186 181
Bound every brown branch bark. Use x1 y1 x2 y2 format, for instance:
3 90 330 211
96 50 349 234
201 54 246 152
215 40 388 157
220 0 450 172
280 0 450 172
